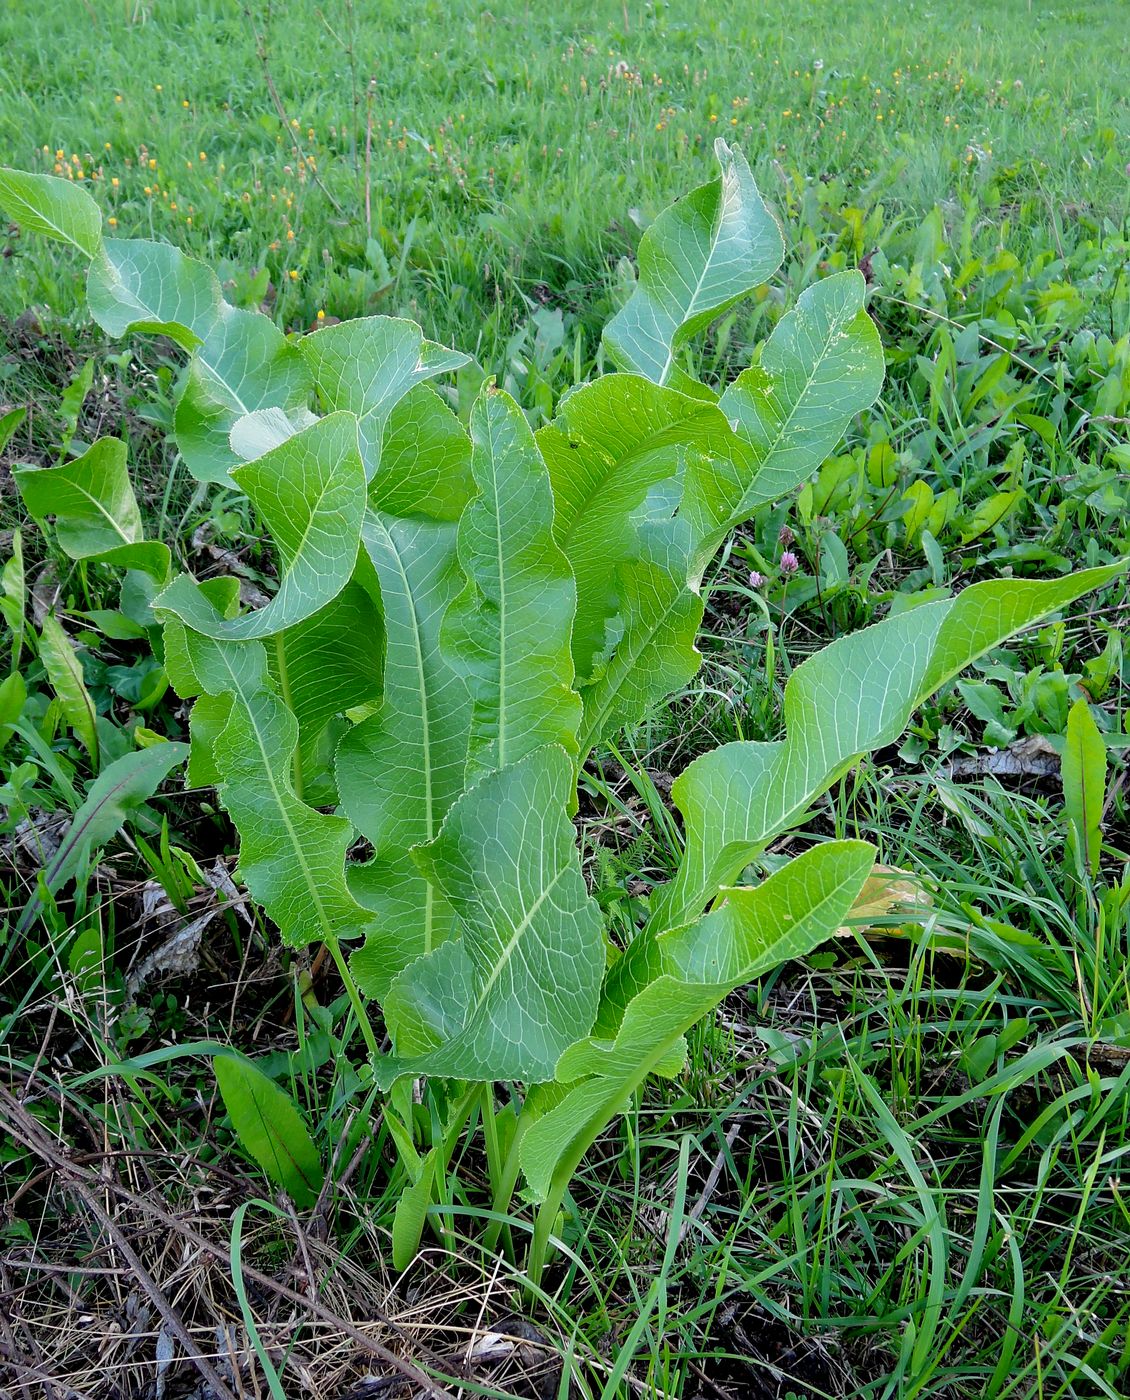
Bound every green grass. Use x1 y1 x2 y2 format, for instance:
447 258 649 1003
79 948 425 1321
2 2 1130 1398
1 0 1127 361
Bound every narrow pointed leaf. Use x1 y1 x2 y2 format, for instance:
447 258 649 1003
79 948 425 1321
391 1149 437 1269
301 316 470 481
443 386 581 780
337 513 471 998
603 140 783 386
39 613 99 769
1063 697 1106 877
213 1055 323 1208
155 413 366 641
15 438 170 580
683 271 884 573
375 745 605 1087
14 741 188 936
2 530 25 670
0 167 102 258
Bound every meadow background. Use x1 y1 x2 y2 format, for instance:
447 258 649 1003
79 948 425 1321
2 1 1129 1397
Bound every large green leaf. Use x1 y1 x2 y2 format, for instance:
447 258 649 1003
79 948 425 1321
603 140 783 388
538 374 750 681
178 630 377 950
521 841 874 1199
649 565 1127 937
0 167 102 259
576 520 702 761
375 745 605 1087
443 387 581 781
87 238 223 350
175 304 313 484
682 271 885 574
374 384 475 521
213 1055 323 1208
155 413 366 641
300 316 469 481
338 513 471 998
269 581 384 751
14 438 169 580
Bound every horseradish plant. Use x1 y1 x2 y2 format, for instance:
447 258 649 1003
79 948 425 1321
3 149 1119 1279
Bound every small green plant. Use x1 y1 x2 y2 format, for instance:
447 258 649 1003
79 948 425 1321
2 146 1122 1283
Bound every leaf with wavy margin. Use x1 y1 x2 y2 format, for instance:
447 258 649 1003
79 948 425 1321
603 140 783 388
521 841 874 1199
646 565 1128 943
443 387 581 782
155 413 365 641
301 316 469 482
374 745 604 1087
178 629 377 950
338 513 471 998
682 270 884 575
538 374 750 681
15 438 169 581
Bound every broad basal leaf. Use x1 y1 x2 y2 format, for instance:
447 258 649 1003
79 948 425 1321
603 140 784 389
576 519 702 761
155 413 366 641
375 745 605 1087
179 630 377 950
0 167 102 259
521 841 874 1199
338 513 471 998
87 238 224 350
649 564 1127 936
175 304 313 483
538 374 751 680
443 386 581 781
682 271 885 574
301 316 470 481
15 438 169 580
